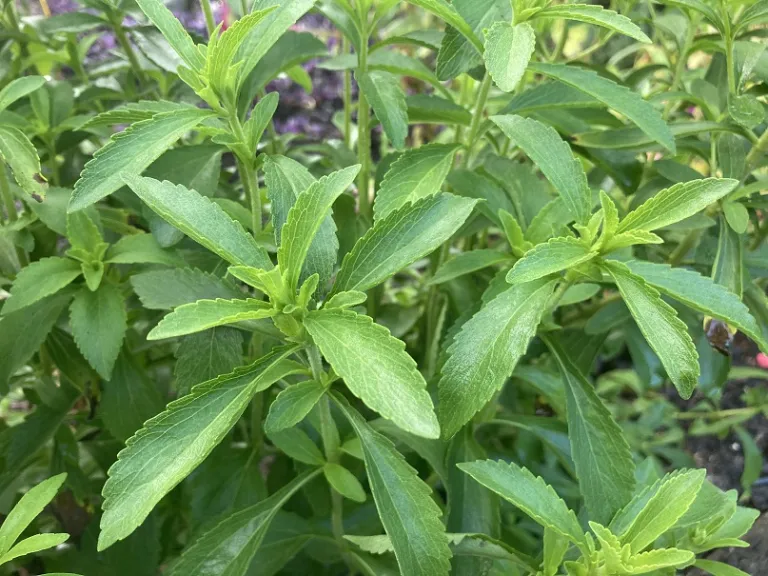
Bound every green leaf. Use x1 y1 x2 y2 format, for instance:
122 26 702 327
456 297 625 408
357 70 408 150
723 201 749 234
99 346 302 551
332 394 451 576
305 308 439 439
528 63 675 153
122 174 272 269
627 548 695 573
264 380 326 433
69 284 127 380
458 459 585 547
713 214 743 297
0 126 46 198
735 426 762 498
131 268 242 310
695 560 750 576
334 193 477 293
105 233 184 267
374 143 460 221
268 427 326 465
502 82 601 115
0 473 66 556
545 336 636 525
134 0 203 71
532 4 651 43
2 257 81 315
404 0 483 53
0 76 45 113
429 249 510 285
603 260 699 398
278 165 359 294
617 178 738 233
737 0 768 32
657 0 723 31
174 327 244 395
244 92 279 153
484 22 535 93
148 298 274 340
624 260 766 352
323 463 367 502
0 533 70 565
506 238 595 285
491 115 591 223
166 468 321 576
324 290 367 309
407 94 472 125
69 108 214 211
438 279 556 439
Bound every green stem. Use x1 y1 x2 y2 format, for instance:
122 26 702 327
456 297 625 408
464 73 492 167
668 229 701 265
199 0 216 37
342 36 352 150
46 137 59 187
675 406 761 420
0 165 17 224
112 16 147 89
356 36 371 222
237 157 261 236
722 3 737 96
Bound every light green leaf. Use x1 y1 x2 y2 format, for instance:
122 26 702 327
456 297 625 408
506 238 595 285
334 193 477 293
134 0 203 71
543 528 569 576
278 165 359 294
603 260 699 399
268 427 326 465
458 459 585 547
324 463 366 502
545 336 636 525
148 298 275 340
122 174 272 269
2 257 81 315
723 201 749 234
735 426 762 498
69 108 214 211
166 468 321 576
0 76 45 113
69 284 127 380
332 394 451 576
305 309 440 439
627 548 695 573
429 249 510 285
357 70 408 150
324 290 367 309
737 0 768 32
617 178 738 233
131 268 242 310
0 533 69 565
264 380 326 434
624 260 766 352
484 22 535 93
404 0 483 53
695 559 750 576
99 346 302 551
105 233 184 266
528 63 675 153
532 4 651 43
0 126 46 198
0 473 66 556
374 143 460 221
713 214 743 297
245 92 279 153
491 115 591 223
438 279 556 439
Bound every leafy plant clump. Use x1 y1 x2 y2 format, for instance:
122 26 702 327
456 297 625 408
1 0 767 574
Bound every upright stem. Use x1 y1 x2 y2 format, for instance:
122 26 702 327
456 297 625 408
355 8 371 222
464 73 492 167
112 16 147 89
342 36 352 150
722 3 737 96
237 158 261 236
199 0 216 37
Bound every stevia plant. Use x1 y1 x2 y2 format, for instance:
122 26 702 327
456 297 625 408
1 0 767 574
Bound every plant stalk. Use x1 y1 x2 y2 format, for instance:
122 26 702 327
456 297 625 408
199 0 216 37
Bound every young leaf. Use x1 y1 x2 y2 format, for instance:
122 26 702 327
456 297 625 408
333 193 478 293
617 178 738 233
438 279 556 439
603 260 699 398
695 559 750 576
491 115 591 223
69 284 127 381
545 336 636 525
404 0 484 53
122 174 272 269
430 249 510 285
304 309 440 439
506 238 595 285
69 108 214 211
147 298 275 340
134 0 203 71
245 92 279 152
2 257 81 315
264 379 326 434
268 427 326 465
484 22 535 93
0 126 46 198
277 165 360 294
528 63 676 153
628 548 695 572
0 533 70 565
357 70 408 150
532 4 651 43
0 76 45 113
374 143 460 221
332 394 452 576
104 233 184 267
458 459 586 547
98 347 303 551
323 463 367 502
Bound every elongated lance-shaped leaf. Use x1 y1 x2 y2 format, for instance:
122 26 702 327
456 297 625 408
532 4 651 43
264 379 326 434
357 70 408 150
713 214 743 297
438 279 556 439
122 174 272 269
333 193 477 294
624 260 766 351
0 76 44 114
492 115 592 223
0 533 69 565
484 22 535 93
458 460 586 547
167 468 322 576
628 548 695 572
374 143 460 221
98 346 304 551
131 268 242 310
2 257 81 315
305 308 440 439
528 63 676 153
0 126 46 198
617 178 738 233
278 164 359 293
148 298 275 340
430 249 511 285
405 0 483 52
544 335 636 525
332 394 452 576
68 108 214 211
134 0 203 71
602 260 699 398
506 237 595 285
